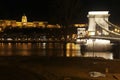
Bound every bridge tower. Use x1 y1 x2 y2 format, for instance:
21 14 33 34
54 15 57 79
87 11 110 35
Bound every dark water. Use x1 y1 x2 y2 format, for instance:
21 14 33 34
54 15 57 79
0 42 116 59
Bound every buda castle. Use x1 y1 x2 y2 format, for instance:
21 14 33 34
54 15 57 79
0 15 60 29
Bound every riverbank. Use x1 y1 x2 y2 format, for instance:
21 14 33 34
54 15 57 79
0 56 120 80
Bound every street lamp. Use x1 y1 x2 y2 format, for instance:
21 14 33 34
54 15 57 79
92 39 96 57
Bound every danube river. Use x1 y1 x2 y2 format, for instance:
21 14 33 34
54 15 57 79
0 42 118 59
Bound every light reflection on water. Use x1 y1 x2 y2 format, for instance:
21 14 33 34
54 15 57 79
84 52 113 59
0 43 113 59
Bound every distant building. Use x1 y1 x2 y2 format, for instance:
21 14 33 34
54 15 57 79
0 15 87 34
0 15 60 29
74 23 88 37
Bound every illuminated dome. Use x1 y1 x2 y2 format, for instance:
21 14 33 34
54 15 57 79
22 14 27 23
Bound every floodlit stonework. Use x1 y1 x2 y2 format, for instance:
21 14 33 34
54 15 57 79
0 15 60 29
87 11 110 35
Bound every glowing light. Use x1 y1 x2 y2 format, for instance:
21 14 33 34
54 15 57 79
89 11 109 15
84 52 113 59
88 32 95 35
66 43 81 57
118 30 120 32
0 28 2 32
115 28 117 32
74 24 87 27
95 39 110 44
42 43 46 49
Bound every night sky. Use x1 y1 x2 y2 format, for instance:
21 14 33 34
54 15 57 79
0 0 120 25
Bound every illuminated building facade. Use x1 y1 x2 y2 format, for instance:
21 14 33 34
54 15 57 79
0 15 88 35
0 15 60 29
74 24 88 38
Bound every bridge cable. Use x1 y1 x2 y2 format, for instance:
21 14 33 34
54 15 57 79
95 20 120 36
103 18 120 30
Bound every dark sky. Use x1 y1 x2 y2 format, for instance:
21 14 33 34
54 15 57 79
0 0 120 24
0 0 48 21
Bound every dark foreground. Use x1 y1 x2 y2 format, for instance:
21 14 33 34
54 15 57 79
0 56 120 80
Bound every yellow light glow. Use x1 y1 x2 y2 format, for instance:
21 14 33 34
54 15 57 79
0 28 2 32
117 30 120 32
115 28 117 32
88 31 95 35
22 15 27 23
74 24 87 27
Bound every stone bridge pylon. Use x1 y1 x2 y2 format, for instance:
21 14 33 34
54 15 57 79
87 11 110 36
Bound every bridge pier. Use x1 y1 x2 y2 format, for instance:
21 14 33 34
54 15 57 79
112 42 120 59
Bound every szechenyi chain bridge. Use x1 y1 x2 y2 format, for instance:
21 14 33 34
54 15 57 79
0 11 120 44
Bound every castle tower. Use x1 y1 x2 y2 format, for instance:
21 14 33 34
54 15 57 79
22 14 27 26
